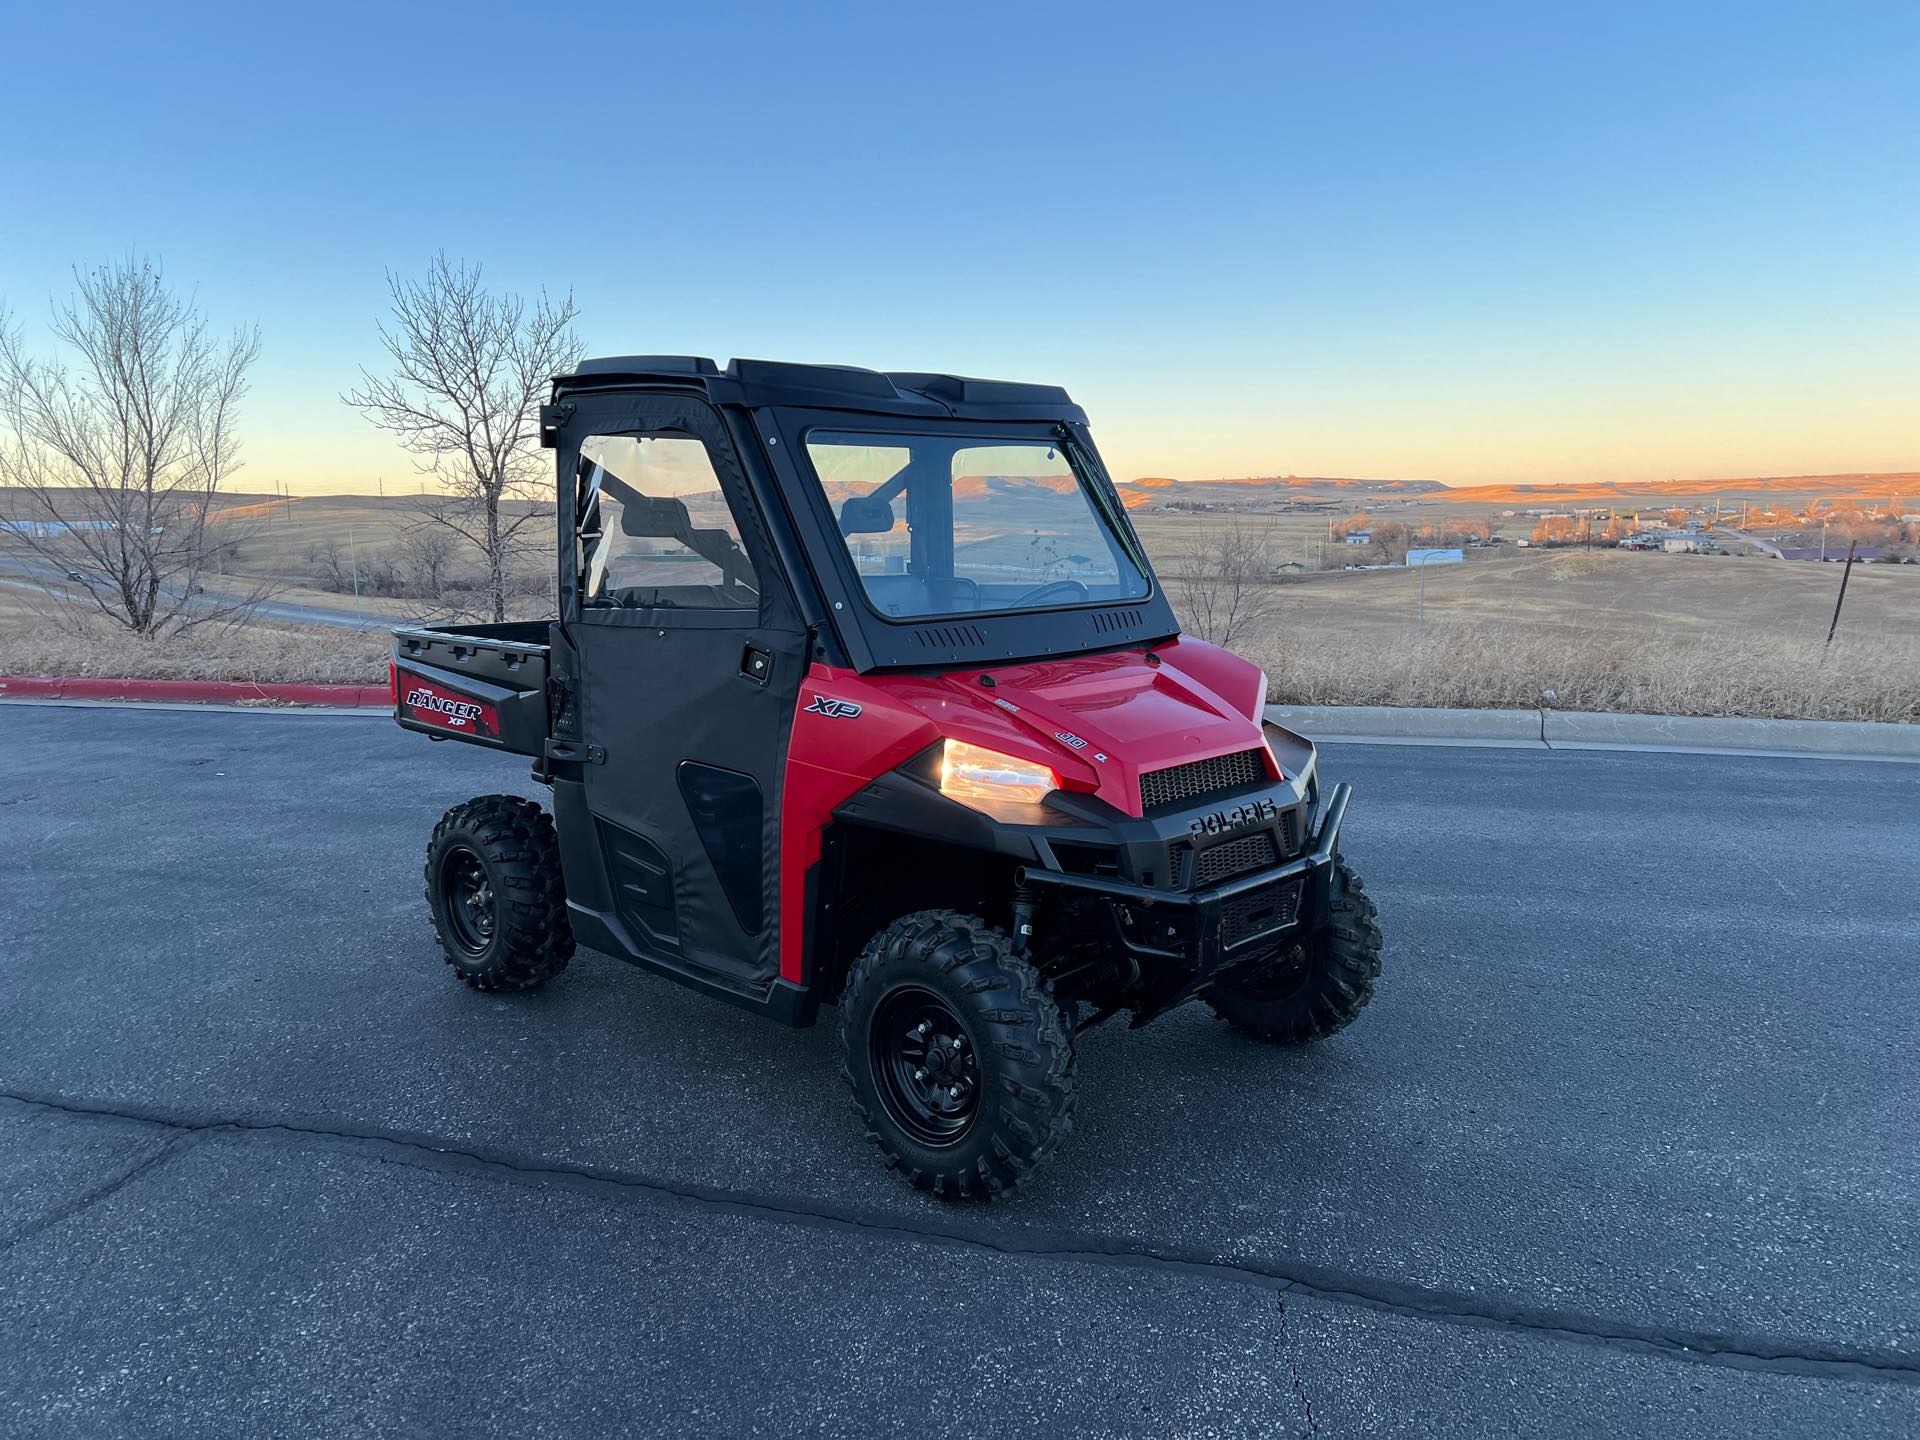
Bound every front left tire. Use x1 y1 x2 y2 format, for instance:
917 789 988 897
839 910 1076 1199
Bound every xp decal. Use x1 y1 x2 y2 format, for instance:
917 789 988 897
804 696 863 719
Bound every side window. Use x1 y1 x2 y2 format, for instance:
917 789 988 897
577 434 760 611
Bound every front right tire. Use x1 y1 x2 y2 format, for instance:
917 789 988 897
839 910 1076 1199
1204 859 1382 1043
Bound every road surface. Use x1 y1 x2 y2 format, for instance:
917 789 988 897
0 553 411 631
2 707 1915 1436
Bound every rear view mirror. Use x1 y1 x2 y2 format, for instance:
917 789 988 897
839 494 897 536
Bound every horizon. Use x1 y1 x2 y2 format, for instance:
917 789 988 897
4 3 1916 497
206 464 1920 505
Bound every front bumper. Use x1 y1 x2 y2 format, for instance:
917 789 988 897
1018 782 1351 1018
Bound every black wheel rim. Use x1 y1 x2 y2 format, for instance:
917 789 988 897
440 847 496 957
1236 942 1312 1001
870 985 980 1148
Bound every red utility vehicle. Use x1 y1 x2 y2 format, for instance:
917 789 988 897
393 356 1382 1196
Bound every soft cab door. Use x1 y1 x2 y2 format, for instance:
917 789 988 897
555 392 808 996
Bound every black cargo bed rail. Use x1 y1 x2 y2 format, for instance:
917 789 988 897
391 620 553 757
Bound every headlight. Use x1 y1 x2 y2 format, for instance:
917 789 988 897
939 739 1059 807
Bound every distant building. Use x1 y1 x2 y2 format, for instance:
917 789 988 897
1663 537 1700 553
1345 530 1371 545
1406 548 1464 567
1778 546 1883 562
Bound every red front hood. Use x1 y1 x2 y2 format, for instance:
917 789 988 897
803 637 1273 818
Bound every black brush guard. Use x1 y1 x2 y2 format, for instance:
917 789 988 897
1018 783 1351 1023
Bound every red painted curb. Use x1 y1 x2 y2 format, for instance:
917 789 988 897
0 675 390 708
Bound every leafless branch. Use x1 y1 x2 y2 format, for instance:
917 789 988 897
342 254 582 622
0 258 269 638
1168 518 1285 648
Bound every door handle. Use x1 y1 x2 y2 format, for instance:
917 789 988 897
740 643 773 686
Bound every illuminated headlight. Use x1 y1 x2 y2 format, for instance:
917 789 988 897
939 740 1059 807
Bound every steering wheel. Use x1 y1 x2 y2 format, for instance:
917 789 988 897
1012 579 1090 607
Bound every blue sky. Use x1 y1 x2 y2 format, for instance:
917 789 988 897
2 1 1915 492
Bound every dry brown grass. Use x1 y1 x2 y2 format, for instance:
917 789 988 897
0 595 387 686
1244 623 1919 723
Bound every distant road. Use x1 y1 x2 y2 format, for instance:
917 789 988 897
1713 525 1785 558
0 553 413 632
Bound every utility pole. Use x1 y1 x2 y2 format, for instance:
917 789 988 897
1826 540 1859 645
349 526 362 616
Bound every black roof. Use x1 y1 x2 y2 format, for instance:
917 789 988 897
556 355 1085 423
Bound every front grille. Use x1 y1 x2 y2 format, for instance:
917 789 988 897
1139 748 1266 812
1222 879 1302 946
1190 833 1277 886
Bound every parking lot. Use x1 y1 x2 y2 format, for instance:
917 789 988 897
3 706 1916 1436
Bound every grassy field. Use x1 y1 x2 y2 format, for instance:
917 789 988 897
1233 548 1919 722
3 491 1915 721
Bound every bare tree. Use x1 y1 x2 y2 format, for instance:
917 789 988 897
305 540 351 593
395 520 458 600
1168 518 1285 648
0 259 265 637
343 255 582 622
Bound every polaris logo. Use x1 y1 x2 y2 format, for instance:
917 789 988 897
1189 798 1279 838
405 687 484 728
804 696 863 720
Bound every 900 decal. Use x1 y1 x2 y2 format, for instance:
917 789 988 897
1188 798 1278 838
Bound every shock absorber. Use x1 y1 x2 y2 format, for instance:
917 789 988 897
1011 883 1038 956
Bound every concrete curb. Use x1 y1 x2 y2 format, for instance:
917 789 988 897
1265 703 1920 761
1266 705 1542 742
0 675 389 708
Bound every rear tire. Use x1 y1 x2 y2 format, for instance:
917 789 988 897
839 910 1075 1199
425 795 574 992
1205 860 1381 1043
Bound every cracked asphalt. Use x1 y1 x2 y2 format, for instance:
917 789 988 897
2 706 1916 1437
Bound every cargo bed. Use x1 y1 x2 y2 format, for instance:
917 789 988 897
391 620 552 757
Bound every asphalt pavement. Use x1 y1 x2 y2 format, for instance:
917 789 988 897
2 707 1916 1437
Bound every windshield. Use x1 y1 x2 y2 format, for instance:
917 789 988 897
803 431 1151 620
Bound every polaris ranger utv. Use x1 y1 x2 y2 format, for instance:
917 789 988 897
392 356 1382 1197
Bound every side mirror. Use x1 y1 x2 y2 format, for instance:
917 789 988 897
839 494 897 536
